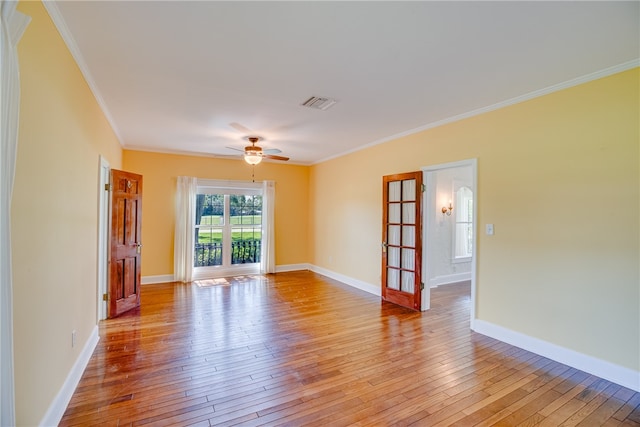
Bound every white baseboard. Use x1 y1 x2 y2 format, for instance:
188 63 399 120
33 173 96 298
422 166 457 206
473 319 640 392
141 274 175 284
429 272 472 288
308 265 380 296
40 326 100 426
275 263 311 273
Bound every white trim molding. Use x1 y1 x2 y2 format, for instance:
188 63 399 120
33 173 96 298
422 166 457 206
275 263 311 273
429 272 472 288
473 320 640 392
39 326 100 427
314 60 640 165
308 265 380 296
97 156 110 321
42 2 123 145
141 274 175 285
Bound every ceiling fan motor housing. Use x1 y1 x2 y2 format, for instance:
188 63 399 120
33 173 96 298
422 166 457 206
245 136 263 155
245 145 262 155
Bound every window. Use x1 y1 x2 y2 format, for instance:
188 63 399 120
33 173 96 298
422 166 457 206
454 186 473 260
193 182 262 275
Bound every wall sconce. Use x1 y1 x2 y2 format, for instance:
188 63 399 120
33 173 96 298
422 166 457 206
441 201 453 216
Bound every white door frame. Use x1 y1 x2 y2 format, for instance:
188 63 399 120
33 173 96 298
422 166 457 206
97 156 110 321
421 159 477 328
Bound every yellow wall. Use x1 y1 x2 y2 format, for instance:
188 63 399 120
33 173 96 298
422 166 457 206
122 150 309 276
13 1 122 425
310 68 639 372
9 1 639 422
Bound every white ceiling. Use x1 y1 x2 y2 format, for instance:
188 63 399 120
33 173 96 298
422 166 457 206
48 1 639 165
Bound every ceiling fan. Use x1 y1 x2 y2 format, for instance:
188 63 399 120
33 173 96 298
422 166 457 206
227 136 289 165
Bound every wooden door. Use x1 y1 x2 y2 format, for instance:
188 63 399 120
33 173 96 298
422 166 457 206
108 169 143 318
381 172 423 310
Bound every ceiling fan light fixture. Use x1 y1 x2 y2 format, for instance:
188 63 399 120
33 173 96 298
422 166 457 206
244 153 262 165
243 136 264 165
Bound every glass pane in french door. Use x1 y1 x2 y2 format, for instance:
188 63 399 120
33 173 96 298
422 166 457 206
230 194 262 265
194 194 224 267
387 268 400 290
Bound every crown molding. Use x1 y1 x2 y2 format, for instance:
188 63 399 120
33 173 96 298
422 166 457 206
314 59 640 165
43 1 124 146
123 144 312 166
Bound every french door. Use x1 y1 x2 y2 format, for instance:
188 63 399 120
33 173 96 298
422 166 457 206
193 187 262 277
381 171 423 310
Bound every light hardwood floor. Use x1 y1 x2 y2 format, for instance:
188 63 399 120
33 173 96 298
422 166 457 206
60 271 640 426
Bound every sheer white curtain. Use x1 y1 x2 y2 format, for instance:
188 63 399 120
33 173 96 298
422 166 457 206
1 3 30 425
174 176 197 282
260 181 275 274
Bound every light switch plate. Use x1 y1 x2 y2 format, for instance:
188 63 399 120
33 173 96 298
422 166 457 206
486 224 494 235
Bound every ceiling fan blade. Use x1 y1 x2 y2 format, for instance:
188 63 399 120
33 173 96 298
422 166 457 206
229 122 253 134
225 146 245 153
263 148 282 155
263 154 289 161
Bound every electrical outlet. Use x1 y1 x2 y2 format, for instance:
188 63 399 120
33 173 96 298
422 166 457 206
72 330 77 348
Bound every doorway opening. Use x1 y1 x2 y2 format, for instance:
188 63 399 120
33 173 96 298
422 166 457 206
193 179 264 279
422 159 477 326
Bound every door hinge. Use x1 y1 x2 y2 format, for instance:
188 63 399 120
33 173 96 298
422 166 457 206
421 184 426 192
102 293 108 301
104 183 111 191
420 282 425 290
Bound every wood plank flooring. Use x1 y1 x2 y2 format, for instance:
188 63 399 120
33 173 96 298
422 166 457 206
60 271 640 426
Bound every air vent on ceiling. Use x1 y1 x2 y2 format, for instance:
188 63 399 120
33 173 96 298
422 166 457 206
301 96 337 111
